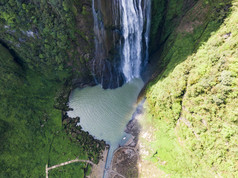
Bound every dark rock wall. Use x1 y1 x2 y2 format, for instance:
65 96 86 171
0 0 199 88
149 0 197 54
91 0 124 89
0 0 96 84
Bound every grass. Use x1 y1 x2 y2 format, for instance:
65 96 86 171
142 0 238 177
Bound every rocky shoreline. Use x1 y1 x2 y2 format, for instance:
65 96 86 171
107 100 145 178
62 80 146 178
62 113 108 164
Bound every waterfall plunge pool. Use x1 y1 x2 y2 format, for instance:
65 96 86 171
67 78 144 171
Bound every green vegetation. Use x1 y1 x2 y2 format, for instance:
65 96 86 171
49 163 86 178
150 0 166 52
0 0 94 78
0 43 105 177
1 0 237 177
0 0 103 177
144 0 237 177
150 0 197 53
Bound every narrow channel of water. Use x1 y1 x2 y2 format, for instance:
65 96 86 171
68 78 144 173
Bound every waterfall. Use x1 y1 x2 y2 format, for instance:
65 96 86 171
144 0 152 67
92 0 151 86
120 0 143 81
91 0 151 176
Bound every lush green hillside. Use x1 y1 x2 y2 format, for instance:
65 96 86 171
1 0 237 177
0 0 94 81
0 44 105 177
142 0 238 177
0 0 104 177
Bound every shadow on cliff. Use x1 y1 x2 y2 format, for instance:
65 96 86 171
140 0 232 96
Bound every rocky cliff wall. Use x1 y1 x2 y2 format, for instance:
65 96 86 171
0 0 95 85
142 0 236 176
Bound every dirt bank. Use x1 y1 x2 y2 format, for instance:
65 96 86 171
107 101 144 178
88 148 109 178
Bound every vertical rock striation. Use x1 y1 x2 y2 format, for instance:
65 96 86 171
92 0 151 88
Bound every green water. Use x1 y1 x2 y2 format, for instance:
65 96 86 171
68 78 144 170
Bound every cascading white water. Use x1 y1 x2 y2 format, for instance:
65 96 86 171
144 0 152 67
92 0 151 85
118 0 152 81
120 0 144 81
73 1 152 177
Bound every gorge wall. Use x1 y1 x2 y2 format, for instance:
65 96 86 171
0 1 102 177
140 0 237 177
0 0 205 88
0 0 237 177
92 0 151 88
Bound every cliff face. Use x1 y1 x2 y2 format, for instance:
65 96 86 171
90 0 124 88
0 1 104 177
141 0 237 177
142 0 199 81
0 0 237 177
0 0 166 88
0 0 95 84
149 0 197 53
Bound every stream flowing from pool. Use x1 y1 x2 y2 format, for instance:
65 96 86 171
68 78 144 175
